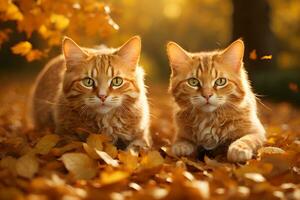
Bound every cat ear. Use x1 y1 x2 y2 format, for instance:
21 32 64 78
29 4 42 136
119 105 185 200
62 37 88 65
219 39 244 72
116 36 141 68
167 42 191 75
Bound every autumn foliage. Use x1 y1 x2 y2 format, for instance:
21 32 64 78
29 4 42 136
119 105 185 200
0 0 118 61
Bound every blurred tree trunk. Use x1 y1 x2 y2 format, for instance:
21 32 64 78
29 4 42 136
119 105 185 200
232 0 277 71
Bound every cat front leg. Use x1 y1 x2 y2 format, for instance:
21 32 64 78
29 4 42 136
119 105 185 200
227 132 265 162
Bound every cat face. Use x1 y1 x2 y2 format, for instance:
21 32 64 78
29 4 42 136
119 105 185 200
167 40 246 112
62 36 141 115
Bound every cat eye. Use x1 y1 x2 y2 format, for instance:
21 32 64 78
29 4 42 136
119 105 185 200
215 77 227 86
82 78 94 87
187 78 200 87
111 77 123 87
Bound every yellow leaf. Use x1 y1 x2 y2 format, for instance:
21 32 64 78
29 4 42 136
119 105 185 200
95 150 119 167
257 146 285 156
34 134 60 155
140 151 164 169
50 14 69 30
87 134 104 151
61 153 97 180
100 170 129 185
5 2 23 21
83 143 99 159
118 151 138 171
11 41 32 56
261 55 272 60
16 153 39 179
26 49 43 62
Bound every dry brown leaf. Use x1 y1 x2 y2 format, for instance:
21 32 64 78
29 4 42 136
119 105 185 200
140 151 164 169
61 153 97 180
0 156 17 175
34 134 60 155
95 150 119 167
51 141 82 156
16 153 39 179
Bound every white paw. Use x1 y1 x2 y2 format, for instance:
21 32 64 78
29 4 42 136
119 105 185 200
172 141 195 157
227 142 253 163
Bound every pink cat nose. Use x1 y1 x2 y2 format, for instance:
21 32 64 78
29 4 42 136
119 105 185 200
98 95 107 102
202 94 213 100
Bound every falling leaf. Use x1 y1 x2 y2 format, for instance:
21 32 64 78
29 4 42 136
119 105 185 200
11 41 32 56
288 82 299 93
118 151 139 171
100 170 129 185
261 55 272 60
249 49 257 60
95 150 119 167
16 153 39 179
34 134 60 155
140 151 164 169
61 153 97 180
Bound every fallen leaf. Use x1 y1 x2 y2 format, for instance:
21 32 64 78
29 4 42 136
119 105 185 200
244 173 266 182
104 143 118 159
16 153 39 179
140 151 164 169
257 146 285 156
100 170 129 185
34 134 60 155
95 150 119 167
0 156 17 175
61 153 97 180
118 151 139 171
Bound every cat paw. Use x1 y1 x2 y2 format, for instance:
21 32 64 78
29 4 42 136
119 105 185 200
172 141 195 157
227 142 253 163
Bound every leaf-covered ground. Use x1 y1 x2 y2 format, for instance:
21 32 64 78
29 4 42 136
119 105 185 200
0 81 299 200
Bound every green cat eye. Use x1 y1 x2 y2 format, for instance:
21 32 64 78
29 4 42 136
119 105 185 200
215 77 227 86
187 78 200 87
111 77 123 87
82 78 94 87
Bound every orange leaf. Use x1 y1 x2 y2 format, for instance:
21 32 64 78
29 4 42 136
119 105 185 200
11 41 32 56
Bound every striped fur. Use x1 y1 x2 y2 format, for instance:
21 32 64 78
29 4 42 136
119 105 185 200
29 36 151 149
167 40 265 162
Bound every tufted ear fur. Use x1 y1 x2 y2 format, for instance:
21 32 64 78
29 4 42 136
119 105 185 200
62 37 88 66
167 42 192 76
116 36 141 70
219 39 245 72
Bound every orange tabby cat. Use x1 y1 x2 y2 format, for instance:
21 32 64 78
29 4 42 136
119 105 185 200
167 40 265 162
28 36 151 149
